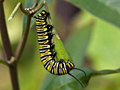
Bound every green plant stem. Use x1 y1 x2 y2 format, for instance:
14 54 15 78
15 16 31 62
0 1 20 90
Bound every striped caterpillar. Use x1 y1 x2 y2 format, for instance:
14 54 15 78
34 10 86 87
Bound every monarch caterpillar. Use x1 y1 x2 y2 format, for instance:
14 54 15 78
34 10 86 87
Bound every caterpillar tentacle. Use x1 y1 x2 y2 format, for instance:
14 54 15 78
68 73 84 88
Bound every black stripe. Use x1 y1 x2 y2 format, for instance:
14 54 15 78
41 54 52 59
44 59 53 69
57 62 60 75
61 61 65 74
50 61 55 74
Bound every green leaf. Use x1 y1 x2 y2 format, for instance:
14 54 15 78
66 0 120 28
40 23 94 90
53 29 72 62
87 12 120 69
41 67 120 90
23 0 52 32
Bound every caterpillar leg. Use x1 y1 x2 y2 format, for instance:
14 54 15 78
47 25 53 30
52 51 57 58
50 43 55 49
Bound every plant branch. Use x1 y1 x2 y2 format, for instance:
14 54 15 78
9 64 20 90
0 0 4 3
34 1 45 13
0 59 8 66
8 2 30 21
0 1 20 90
15 16 31 62
0 1 13 60
32 0 38 9
44 1 53 25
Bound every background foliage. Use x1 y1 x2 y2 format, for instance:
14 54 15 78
0 0 120 90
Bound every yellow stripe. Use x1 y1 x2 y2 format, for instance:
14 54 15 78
47 65 51 71
63 68 65 73
37 28 47 31
42 59 47 64
46 56 52 60
36 20 45 23
44 40 49 44
40 53 44 56
39 44 50 47
37 28 43 30
66 63 70 68
42 56 52 64
71 63 74 67
60 64 62 68
61 69 63 75
50 60 53 65
38 36 48 39
53 63 57 75
40 51 51 56
43 32 48 36
43 25 47 28
38 13 41 16
36 21 42 23
54 68 56 75
45 50 51 54
62 62 66 73
60 64 63 74
47 60 54 71
42 11 45 14
38 36 42 38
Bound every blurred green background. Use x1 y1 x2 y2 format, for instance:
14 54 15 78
0 0 120 90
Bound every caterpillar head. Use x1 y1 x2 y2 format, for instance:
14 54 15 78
40 10 50 18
